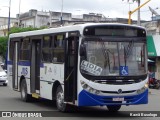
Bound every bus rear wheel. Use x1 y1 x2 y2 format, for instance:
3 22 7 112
56 85 68 112
20 80 32 102
107 105 121 112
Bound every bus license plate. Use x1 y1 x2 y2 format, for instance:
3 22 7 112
113 97 124 101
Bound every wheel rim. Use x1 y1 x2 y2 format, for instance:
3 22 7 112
56 90 64 110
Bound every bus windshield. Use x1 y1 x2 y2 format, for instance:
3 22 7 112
80 37 147 77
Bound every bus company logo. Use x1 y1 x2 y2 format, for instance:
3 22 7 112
117 89 122 94
2 112 11 117
21 68 28 76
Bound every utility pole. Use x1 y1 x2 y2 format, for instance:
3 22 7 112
123 0 151 24
125 0 151 25
137 0 140 25
8 0 11 36
18 0 21 27
60 0 63 26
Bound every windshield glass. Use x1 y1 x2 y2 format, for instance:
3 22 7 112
80 38 147 77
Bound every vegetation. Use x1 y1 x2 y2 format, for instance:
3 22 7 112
8 26 46 34
0 27 46 60
0 36 8 59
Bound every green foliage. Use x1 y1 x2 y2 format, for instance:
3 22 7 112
0 26 46 59
0 36 8 59
9 26 46 35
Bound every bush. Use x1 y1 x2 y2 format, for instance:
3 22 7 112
0 37 8 59
0 27 46 60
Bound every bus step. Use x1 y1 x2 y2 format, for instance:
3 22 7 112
32 93 40 99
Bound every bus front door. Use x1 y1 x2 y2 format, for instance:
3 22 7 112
30 40 41 93
64 35 79 104
12 42 19 89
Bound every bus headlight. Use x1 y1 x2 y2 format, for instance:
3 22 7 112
137 84 148 94
144 83 149 88
80 80 100 95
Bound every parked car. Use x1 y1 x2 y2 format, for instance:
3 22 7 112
0 66 8 86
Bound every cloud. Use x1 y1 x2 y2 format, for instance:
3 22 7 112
1 0 160 21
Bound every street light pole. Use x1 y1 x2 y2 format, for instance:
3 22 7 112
18 0 21 27
137 0 140 26
8 0 11 36
60 0 63 26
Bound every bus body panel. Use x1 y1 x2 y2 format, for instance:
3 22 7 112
18 63 31 93
40 81 53 100
77 71 148 106
78 89 148 106
7 64 13 88
40 63 64 100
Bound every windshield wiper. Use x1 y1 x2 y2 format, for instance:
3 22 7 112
124 41 134 66
99 39 114 72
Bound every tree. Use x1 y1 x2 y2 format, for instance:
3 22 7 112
0 37 8 60
0 26 46 60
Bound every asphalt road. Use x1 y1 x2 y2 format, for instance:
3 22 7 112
0 85 159 119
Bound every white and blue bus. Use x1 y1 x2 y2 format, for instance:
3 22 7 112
7 23 148 112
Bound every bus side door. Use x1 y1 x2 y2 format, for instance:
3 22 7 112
30 39 41 93
64 32 79 104
12 41 19 90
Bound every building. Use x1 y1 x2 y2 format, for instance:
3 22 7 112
141 21 160 35
18 10 139 28
0 17 17 36
18 9 50 28
141 17 160 80
0 9 140 36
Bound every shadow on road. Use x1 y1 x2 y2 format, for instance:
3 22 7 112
21 98 131 117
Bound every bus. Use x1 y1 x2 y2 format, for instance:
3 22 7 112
7 23 148 112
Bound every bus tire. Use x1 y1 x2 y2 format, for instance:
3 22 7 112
107 105 121 112
20 79 31 102
56 85 68 112
3 83 7 86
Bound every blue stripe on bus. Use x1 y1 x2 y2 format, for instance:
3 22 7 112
18 61 31 66
78 89 148 106
7 61 12 65
7 61 44 67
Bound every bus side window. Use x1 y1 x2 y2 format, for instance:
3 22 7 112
52 34 65 63
42 36 52 62
20 38 30 61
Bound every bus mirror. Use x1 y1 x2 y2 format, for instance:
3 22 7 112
80 44 86 56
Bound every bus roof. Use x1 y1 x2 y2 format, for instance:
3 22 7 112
9 23 145 38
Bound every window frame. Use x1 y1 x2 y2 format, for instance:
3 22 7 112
19 38 30 61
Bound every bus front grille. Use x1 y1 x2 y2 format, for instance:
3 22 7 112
101 90 136 94
94 80 141 85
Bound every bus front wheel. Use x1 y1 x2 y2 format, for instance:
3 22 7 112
56 85 68 112
20 80 31 102
107 105 121 112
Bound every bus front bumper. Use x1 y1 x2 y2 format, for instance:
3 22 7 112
78 89 148 106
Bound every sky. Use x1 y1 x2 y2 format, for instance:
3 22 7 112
0 0 159 21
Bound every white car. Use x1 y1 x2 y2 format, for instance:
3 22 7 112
0 66 8 86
